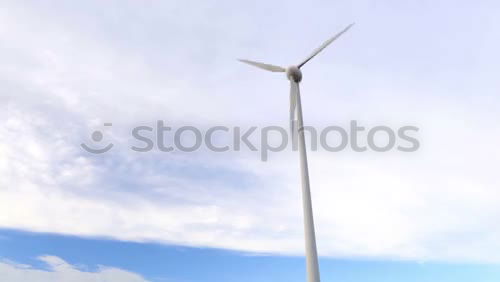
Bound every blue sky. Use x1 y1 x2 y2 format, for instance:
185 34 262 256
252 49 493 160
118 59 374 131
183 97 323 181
2 229 500 282
1 0 500 281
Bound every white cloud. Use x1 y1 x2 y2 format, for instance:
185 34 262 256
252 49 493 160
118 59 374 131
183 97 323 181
0 256 148 282
1 0 500 263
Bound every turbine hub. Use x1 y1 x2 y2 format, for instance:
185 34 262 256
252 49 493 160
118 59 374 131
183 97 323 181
286 65 302 82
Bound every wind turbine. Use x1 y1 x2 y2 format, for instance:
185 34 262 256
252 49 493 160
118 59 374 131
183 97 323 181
239 23 354 282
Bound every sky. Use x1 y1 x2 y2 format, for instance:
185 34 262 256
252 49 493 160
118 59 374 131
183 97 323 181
1 0 500 281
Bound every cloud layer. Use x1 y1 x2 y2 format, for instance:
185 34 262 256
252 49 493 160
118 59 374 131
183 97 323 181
1 0 500 263
0 256 147 282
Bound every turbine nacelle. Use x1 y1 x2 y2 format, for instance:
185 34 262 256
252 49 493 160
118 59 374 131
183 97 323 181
286 66 302 82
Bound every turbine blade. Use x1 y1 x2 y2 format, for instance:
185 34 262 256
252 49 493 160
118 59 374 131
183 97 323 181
298 23 355 68
290 81 298 139
238 59 285 72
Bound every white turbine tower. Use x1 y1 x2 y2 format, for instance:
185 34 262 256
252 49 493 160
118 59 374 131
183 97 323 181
239 23 354 282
